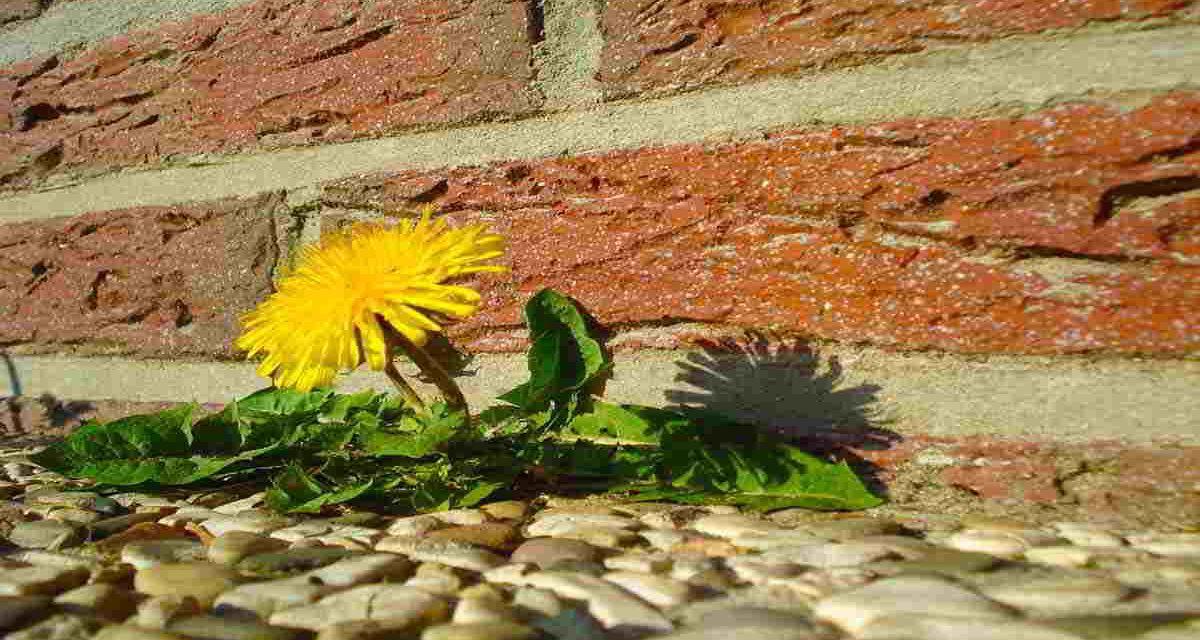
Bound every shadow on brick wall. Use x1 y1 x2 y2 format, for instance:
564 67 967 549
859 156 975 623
664 331 899 496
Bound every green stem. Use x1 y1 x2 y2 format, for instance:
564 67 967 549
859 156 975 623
382 338 426 413
384 325 470 427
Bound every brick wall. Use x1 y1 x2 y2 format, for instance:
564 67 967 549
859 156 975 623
1 0 1198 516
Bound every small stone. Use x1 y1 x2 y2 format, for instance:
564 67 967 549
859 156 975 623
483 563 535 585
236 547 355 578
670 537 741 557
945 529 1052 557
269 584 449 631
7 614 100 640
168 614 303 640
725 558 804 584
1025 545 1095 568
134 595 203 629
406 563 465 596
673 586 815 625
27 491 113 513
422 622 537 640
959 516 1033 532
978 577 1133 613
813 575 1015 634
512 587 563 618
94 626 187 640
53 584 140 622
386 515 446 537
526 513 640 537
480 501 530 521
0 596 52 632
661 608 820 640
1052 523 1126 548
604 552 673 574
121 540 207 569
733 531 826 550
306 553 412 588
1043 614 1198 639
109 494 180 509
426 523 521 551
668 556 720 581
640 529 687 550
1131 534 1200 558
879 548 1000 575
554 525 639 548
12 551 95 571
47 509 102 526
603 571 693 607
858 615 1083 640
8 520 82 550
800 518 902 541
452 597 520 624
158 507 221 528
134 562 241 607
0 566 89 596
458 583 506 603
211 493 266 515
758 542 897 567
511 538 599 568
201 513 294 537
433 509 490 526
214 577 329 618
268 521 334 543
523 571 673 633
376 537 507 571
89 513 166 538
208 531 289 565
689 514 781 538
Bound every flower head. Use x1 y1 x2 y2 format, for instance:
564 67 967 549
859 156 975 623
236 208 506 391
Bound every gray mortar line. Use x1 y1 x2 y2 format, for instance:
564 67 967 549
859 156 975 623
532 0 605 109
0 0 257 66
5 351 1200 442
3 25 1200 223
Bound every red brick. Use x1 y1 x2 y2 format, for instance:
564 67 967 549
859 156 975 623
0 0 537 190
0 193 282 357
323 93 1200 356
599 0 1194 98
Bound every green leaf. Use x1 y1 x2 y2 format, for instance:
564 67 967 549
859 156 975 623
661 441 882 511
454 480 506 508
235 387 334 416
566 402 686 445
265 465 374 513
32 405 196 471
499 289 608 411
360 403 463 458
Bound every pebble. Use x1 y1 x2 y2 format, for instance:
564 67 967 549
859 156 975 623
236 547 355 578
512 586 565 618
526 513 641 537
8 519 82 550
422 621 538 640
211 492 266 514
523 571 673 634
121 540 208 569
511 538 600 567
660 608 821 640
857 614 1084 640
978 576 1133 613
0 566 89 596
433 509 490 526
386 515 447 537
406 562 466 596
8 614 100 640
689 514 780 538
733 530 826 550
47 508 102 526
0 596 52 632
306 553 412 588
167 614 303 640
801 518 903 541
759 542 898 567
426 522 522 551
207 531 290 565
945 529 1052 557
1052 522 1126 548
94 626 187 640
813 575 1015 634
53 584 140 621
1131 534 1200 558
452 597 521 624
480 501 530 521
90 512 167 538
157 507 221 528
878 547 1000 574
376 536 507 571
1025 545 1096 568
201 513 294 537
603 571 694 608
214 577 329 618
604 552 673 574
133 562 241 607
268 584 449 631
134 595 203 629
269 521 334 542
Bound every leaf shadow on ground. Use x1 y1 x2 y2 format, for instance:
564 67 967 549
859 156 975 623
663 331 900 498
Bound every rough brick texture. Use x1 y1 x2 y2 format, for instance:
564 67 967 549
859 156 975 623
0 193 282 357
600 0 1196 98
324 93 1200 355
0 0 536 190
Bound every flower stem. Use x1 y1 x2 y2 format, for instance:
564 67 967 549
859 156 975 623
384 326 471 426
382 340 426 413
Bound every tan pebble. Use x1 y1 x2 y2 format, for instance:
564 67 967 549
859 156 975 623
134 562 241 607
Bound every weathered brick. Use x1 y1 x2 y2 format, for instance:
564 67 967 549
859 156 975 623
0 0 537 190
324 93 1200 355
0 193 282 357
599 0 1195 98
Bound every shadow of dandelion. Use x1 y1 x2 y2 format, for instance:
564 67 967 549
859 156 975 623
664 331 901 496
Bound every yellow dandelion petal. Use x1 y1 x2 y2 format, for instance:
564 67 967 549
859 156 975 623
235 212 507 390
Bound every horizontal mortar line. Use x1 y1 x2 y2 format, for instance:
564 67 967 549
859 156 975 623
4 352 1199 443
0 0 259 66
2 24 1200 223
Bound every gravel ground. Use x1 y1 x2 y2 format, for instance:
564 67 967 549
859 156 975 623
1 447 1198 640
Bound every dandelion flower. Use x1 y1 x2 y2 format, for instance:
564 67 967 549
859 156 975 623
236 209 506 392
